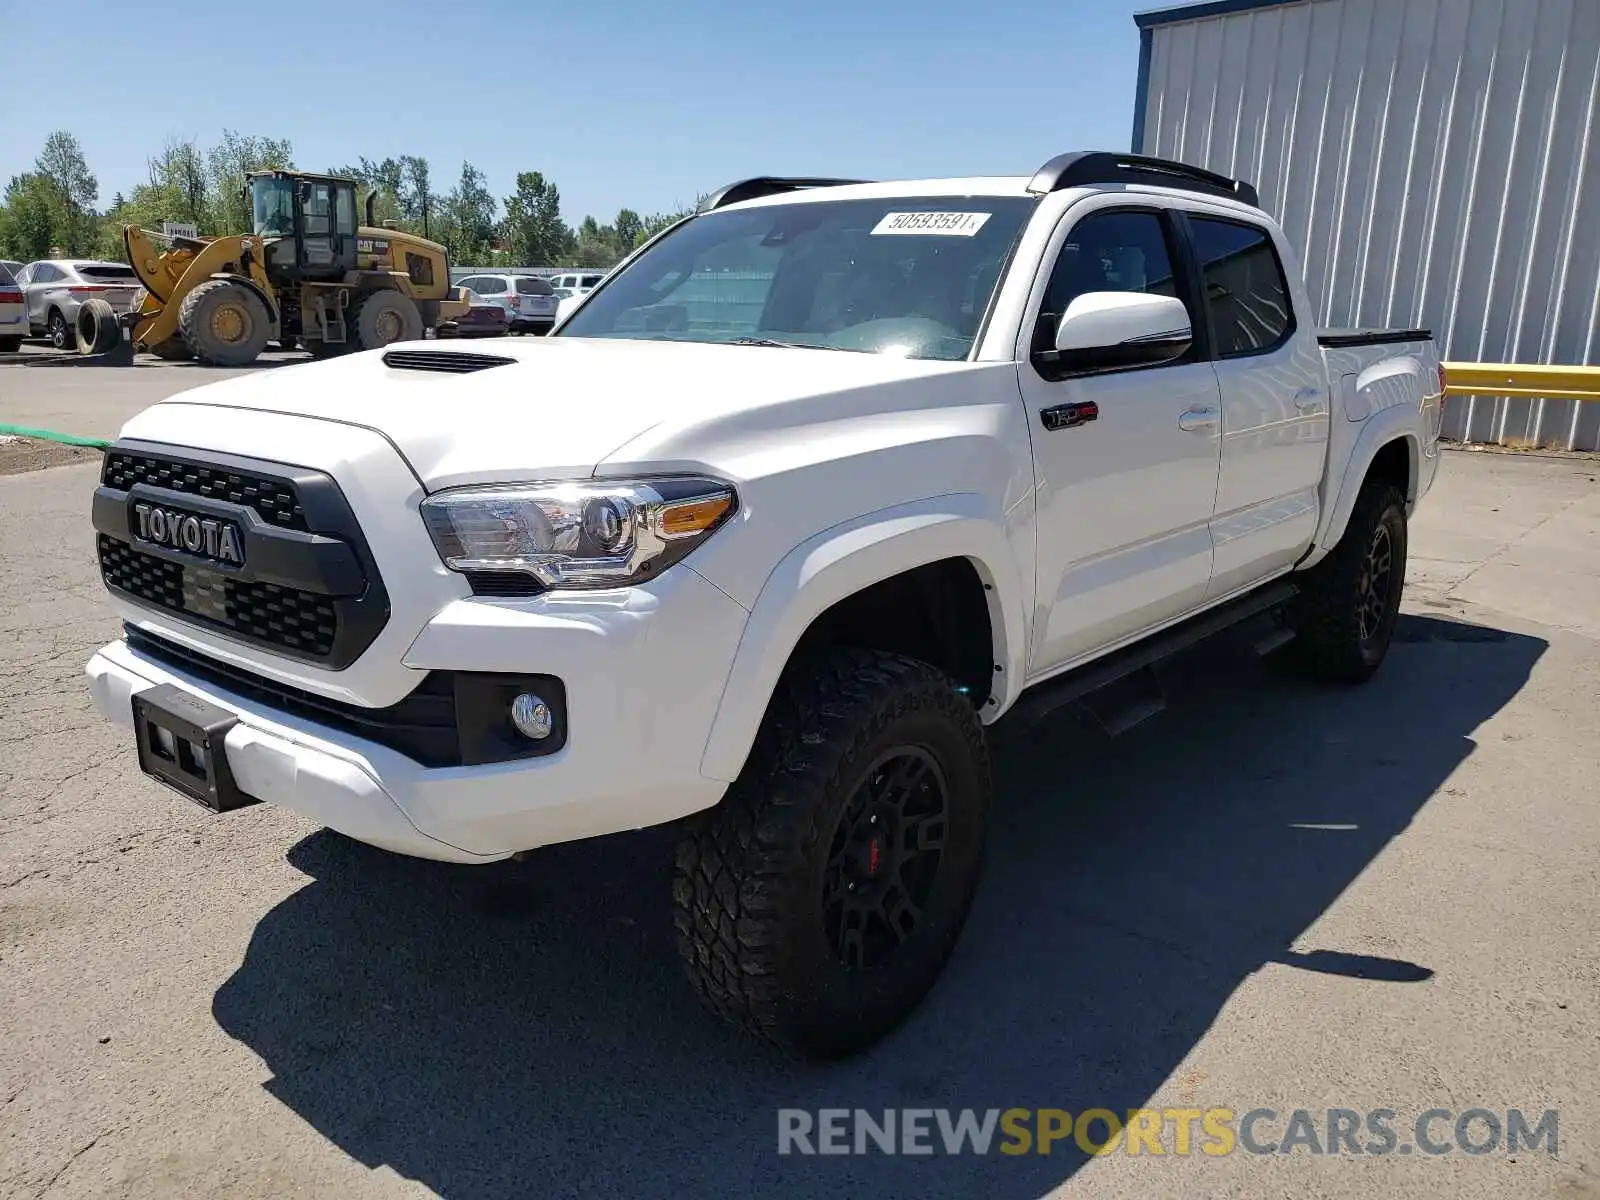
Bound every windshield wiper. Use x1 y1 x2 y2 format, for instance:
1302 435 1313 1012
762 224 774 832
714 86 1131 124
729 336 854 352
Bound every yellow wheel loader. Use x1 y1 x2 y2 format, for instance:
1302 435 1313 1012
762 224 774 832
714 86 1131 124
123 169 469 366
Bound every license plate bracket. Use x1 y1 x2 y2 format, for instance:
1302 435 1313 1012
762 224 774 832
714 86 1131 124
132 683 257 812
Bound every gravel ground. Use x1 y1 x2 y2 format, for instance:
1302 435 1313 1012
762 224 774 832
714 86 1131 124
0 450 1597 1200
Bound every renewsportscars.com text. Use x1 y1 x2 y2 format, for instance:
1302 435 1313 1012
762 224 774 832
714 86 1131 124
777 1107 1559 1158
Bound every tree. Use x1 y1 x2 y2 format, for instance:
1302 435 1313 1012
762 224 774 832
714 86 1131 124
613 208 643 257
0 174 60 260
398 155 435 238
35 131 98 253
330 156 406 229
207 130 294 234
441 161 497 263
501 171 570 265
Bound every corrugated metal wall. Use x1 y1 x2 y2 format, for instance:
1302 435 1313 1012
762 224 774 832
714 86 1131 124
1139 0 1600 449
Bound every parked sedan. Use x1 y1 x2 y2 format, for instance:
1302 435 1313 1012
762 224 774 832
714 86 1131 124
0 263 25 352
16 259 144 350
455 272 558 334
437 291 510 339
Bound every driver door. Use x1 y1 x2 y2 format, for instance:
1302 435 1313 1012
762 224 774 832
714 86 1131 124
1018 204 1223 678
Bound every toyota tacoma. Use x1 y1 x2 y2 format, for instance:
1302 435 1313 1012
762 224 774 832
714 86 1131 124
85 151 1443 1056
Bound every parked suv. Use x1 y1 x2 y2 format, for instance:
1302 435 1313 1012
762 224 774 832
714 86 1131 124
456 273 558 334
17 259 144 349
86 151 1442 1057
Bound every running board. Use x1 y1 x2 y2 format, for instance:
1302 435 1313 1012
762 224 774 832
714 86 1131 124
1003 581 1299 736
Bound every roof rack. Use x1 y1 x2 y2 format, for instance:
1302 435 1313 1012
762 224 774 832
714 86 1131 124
1026 151 1260 208
699 176 871 212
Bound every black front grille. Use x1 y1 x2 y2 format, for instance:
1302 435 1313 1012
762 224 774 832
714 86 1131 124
382 349 513 374
93 442 389 668
102 451 307 531
100 536 337 658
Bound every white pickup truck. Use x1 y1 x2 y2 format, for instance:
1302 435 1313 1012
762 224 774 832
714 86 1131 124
85 152 1443 1056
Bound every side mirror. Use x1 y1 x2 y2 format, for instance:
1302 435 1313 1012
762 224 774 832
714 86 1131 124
1039 292 1192 377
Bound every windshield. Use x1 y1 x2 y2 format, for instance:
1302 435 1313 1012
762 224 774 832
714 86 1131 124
557 195 1035 359
251 177 295 237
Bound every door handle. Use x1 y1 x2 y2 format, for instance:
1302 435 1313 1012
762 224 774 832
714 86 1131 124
1294 387 1323 412
1177 405 1220 432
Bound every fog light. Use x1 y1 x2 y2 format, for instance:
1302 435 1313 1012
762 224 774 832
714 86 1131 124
510 692 553 740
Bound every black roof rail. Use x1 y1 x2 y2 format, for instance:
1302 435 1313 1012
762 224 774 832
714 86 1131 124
1026 151 1260 208
699 176 871 212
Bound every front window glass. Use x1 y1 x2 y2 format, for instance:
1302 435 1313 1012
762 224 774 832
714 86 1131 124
558 195 1035 359
252 178 295 236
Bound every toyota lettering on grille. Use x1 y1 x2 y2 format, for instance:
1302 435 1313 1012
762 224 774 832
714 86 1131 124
133 502 245 567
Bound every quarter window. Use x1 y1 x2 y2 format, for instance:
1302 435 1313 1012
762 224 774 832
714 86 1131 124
1187 217 1293 357
1036 210 1184 354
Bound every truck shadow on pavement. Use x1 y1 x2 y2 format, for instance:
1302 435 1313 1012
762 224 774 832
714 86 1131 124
212 613 1544 1199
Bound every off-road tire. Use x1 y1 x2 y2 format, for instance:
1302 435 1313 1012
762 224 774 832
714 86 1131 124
349 289 423 352
178 279 271 367
75 298 121 355
1291 481 1408 683
148 337 193 362
0 336 21 354
673 648 992 1057
47 309 75 351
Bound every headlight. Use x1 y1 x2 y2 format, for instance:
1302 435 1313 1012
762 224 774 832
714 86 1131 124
421 477 737 591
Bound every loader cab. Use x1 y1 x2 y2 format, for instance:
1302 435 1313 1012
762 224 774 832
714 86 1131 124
248 171 359 280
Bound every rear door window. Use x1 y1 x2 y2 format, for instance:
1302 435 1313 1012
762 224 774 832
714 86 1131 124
75 264 138 281
1187 216 1294 357
480 276 509 294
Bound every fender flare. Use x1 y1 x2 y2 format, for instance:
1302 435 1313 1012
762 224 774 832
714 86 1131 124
1304 409 1419 570
697 493 1029 783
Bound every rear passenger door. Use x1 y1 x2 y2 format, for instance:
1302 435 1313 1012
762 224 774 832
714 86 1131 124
1180 213 1328 598
1018 204 1224 677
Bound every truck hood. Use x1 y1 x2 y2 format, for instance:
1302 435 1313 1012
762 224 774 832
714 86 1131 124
144 337 978 489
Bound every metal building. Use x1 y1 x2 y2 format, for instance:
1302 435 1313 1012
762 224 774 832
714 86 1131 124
1133 0 1600 449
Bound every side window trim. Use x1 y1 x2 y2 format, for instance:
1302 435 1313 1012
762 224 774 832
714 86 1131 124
1180 212 1297 361
1030 203 1209 374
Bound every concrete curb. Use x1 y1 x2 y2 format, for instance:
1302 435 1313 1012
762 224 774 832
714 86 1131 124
0 424 111 450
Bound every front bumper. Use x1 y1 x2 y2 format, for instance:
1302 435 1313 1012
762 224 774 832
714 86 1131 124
86 565 749 862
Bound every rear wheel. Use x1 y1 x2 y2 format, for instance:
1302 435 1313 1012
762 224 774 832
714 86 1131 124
1291 481 1408 683
673 648 991 1057
350 289 423 352
47 309 75 351
0 336 21 354
178 279 271 367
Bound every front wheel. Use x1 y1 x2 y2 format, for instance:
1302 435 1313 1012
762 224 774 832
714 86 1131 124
48 310 76 351
178 279 272 367
1291 481 1408 683
673 648 991 1057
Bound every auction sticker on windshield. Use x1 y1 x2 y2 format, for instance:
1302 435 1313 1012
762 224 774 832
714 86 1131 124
871 212 993 236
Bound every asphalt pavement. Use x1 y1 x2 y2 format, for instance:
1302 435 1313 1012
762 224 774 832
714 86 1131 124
0 364 1597 1199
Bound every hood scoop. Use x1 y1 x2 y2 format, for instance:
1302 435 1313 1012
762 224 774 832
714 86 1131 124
381 349 514 374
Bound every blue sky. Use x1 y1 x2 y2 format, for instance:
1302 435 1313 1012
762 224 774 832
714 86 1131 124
4 0 1158 225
